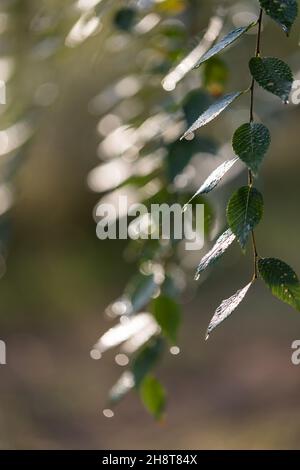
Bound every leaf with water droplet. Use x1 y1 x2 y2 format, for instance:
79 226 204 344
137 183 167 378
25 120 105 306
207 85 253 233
259 0 298 36
249 57 293 102
206 282 252 339
180 91 243 140
259 258 300 311
195 228 236 278
194 22 257 68
233 122 271 175
227 186 264 249
183 158 238 211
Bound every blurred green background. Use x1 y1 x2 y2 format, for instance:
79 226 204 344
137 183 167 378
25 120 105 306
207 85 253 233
0 0 300 449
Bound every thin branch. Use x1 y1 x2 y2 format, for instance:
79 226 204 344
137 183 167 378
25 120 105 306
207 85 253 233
250 8 263 122
249 8 263 280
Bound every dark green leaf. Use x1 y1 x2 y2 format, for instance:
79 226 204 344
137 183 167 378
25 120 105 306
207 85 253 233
203 57 229 96
161 274 181 299
131 337 164 388
152 295 181 344
184 194 215 237
180 92 243 140
206 282 252 339
184 158 238 209
227 186 264 249
183 89 213 127
139 375 166 420
195 23 256 68
195 228 236 279
114 7 137 31
259 0 298 35
249 57 293 102
232 122 271 174
166 137 217 182
258 258 300 311
125 273 157 314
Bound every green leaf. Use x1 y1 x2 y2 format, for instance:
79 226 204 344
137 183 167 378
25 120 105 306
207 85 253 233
131 337 164 388
249 57 293 103
258 258 300 311
227 186 264 249
206 282 252 339
184 194 215 237
232 122 271 174
195 23 256 68
125 273 157 314
152 295 181 344
183 89 213 127
139 375 166 420
195 228 236 279
203 57 229 96
114 7 137 31
166 137 217 182
259 0 298 36
180 91 243 140
184 158 238 210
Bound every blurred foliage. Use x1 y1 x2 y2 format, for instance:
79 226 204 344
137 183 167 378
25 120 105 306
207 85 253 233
0 0 299 421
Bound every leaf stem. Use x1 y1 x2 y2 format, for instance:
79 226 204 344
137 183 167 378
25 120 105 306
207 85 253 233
249 8 263 123
249 8 263 281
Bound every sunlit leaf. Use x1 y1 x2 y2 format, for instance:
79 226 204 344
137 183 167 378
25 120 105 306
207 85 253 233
195 23 256 68
232 122 271 174
152 295 181 344
139 375 166 419
180 91 243 140
184 158 238 209
109 371 135 405
249 57 293 102
161 14 223 90
227 186 264 249
131 337 164 388
195 228 236 279
206 282 252 339
259 0 298 35
93 313 158 353
258 258 300 311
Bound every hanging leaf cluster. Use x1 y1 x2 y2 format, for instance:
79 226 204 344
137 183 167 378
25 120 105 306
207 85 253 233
90 0 298 418
182 0 298 338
